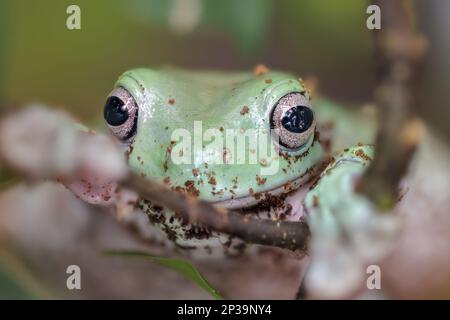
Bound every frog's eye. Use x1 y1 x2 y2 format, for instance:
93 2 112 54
270 92 315 150
104 87 138 141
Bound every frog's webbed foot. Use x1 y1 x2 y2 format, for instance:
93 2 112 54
303 145 398 298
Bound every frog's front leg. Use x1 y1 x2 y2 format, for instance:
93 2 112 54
302 145 398 298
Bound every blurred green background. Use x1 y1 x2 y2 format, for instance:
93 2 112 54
1 0 449 299
0 0 373 127
0 0 375 298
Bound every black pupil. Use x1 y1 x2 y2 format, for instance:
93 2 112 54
281 106 313 133
104 96 128 126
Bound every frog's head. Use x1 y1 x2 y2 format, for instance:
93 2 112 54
104 68 323 218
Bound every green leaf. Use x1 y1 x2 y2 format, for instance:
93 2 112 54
202 0 272 55
126 0 271 55
0 266 35 299
104 250 224 299
0 169 19 191
0 248 53 299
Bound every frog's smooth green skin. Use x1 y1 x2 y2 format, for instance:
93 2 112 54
102 67 377 256
304 145 376 233
313 98 377 153
303 145 398 298
115 68 322 202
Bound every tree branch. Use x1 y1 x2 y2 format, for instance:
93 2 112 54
122 171 310 252
359 0 426 210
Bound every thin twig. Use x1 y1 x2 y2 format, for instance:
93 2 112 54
359 0 426 210
122 172 310 252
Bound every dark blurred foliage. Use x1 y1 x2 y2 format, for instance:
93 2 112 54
0 0 8 99
416 1 450 142
0 265 34 299
0 0 373 126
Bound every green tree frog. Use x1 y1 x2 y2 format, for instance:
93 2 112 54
85 67 376 258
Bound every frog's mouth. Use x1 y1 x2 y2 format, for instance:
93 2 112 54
212 173 311 209
210 169 317 221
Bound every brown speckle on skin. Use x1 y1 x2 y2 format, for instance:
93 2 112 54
125 145 133 161
232 176 238 189
168 98 175 105
254 64 269 76
242 192 286 217
283 182 292 191
265 79 273 84
259 157 267 166
184 225 212 241
211 189 224 196
163 176 171 185
355 148 372 162
184 180 200 197
240 105 250 115
299 77 306 87
208 176 217 186
223 148 231 164
192 168 199 177
284 203 293 216
172 182 200 197
312 195 319 207
247 188 262 201
256 175 267 186
163 225 177 241
163 141 177 172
